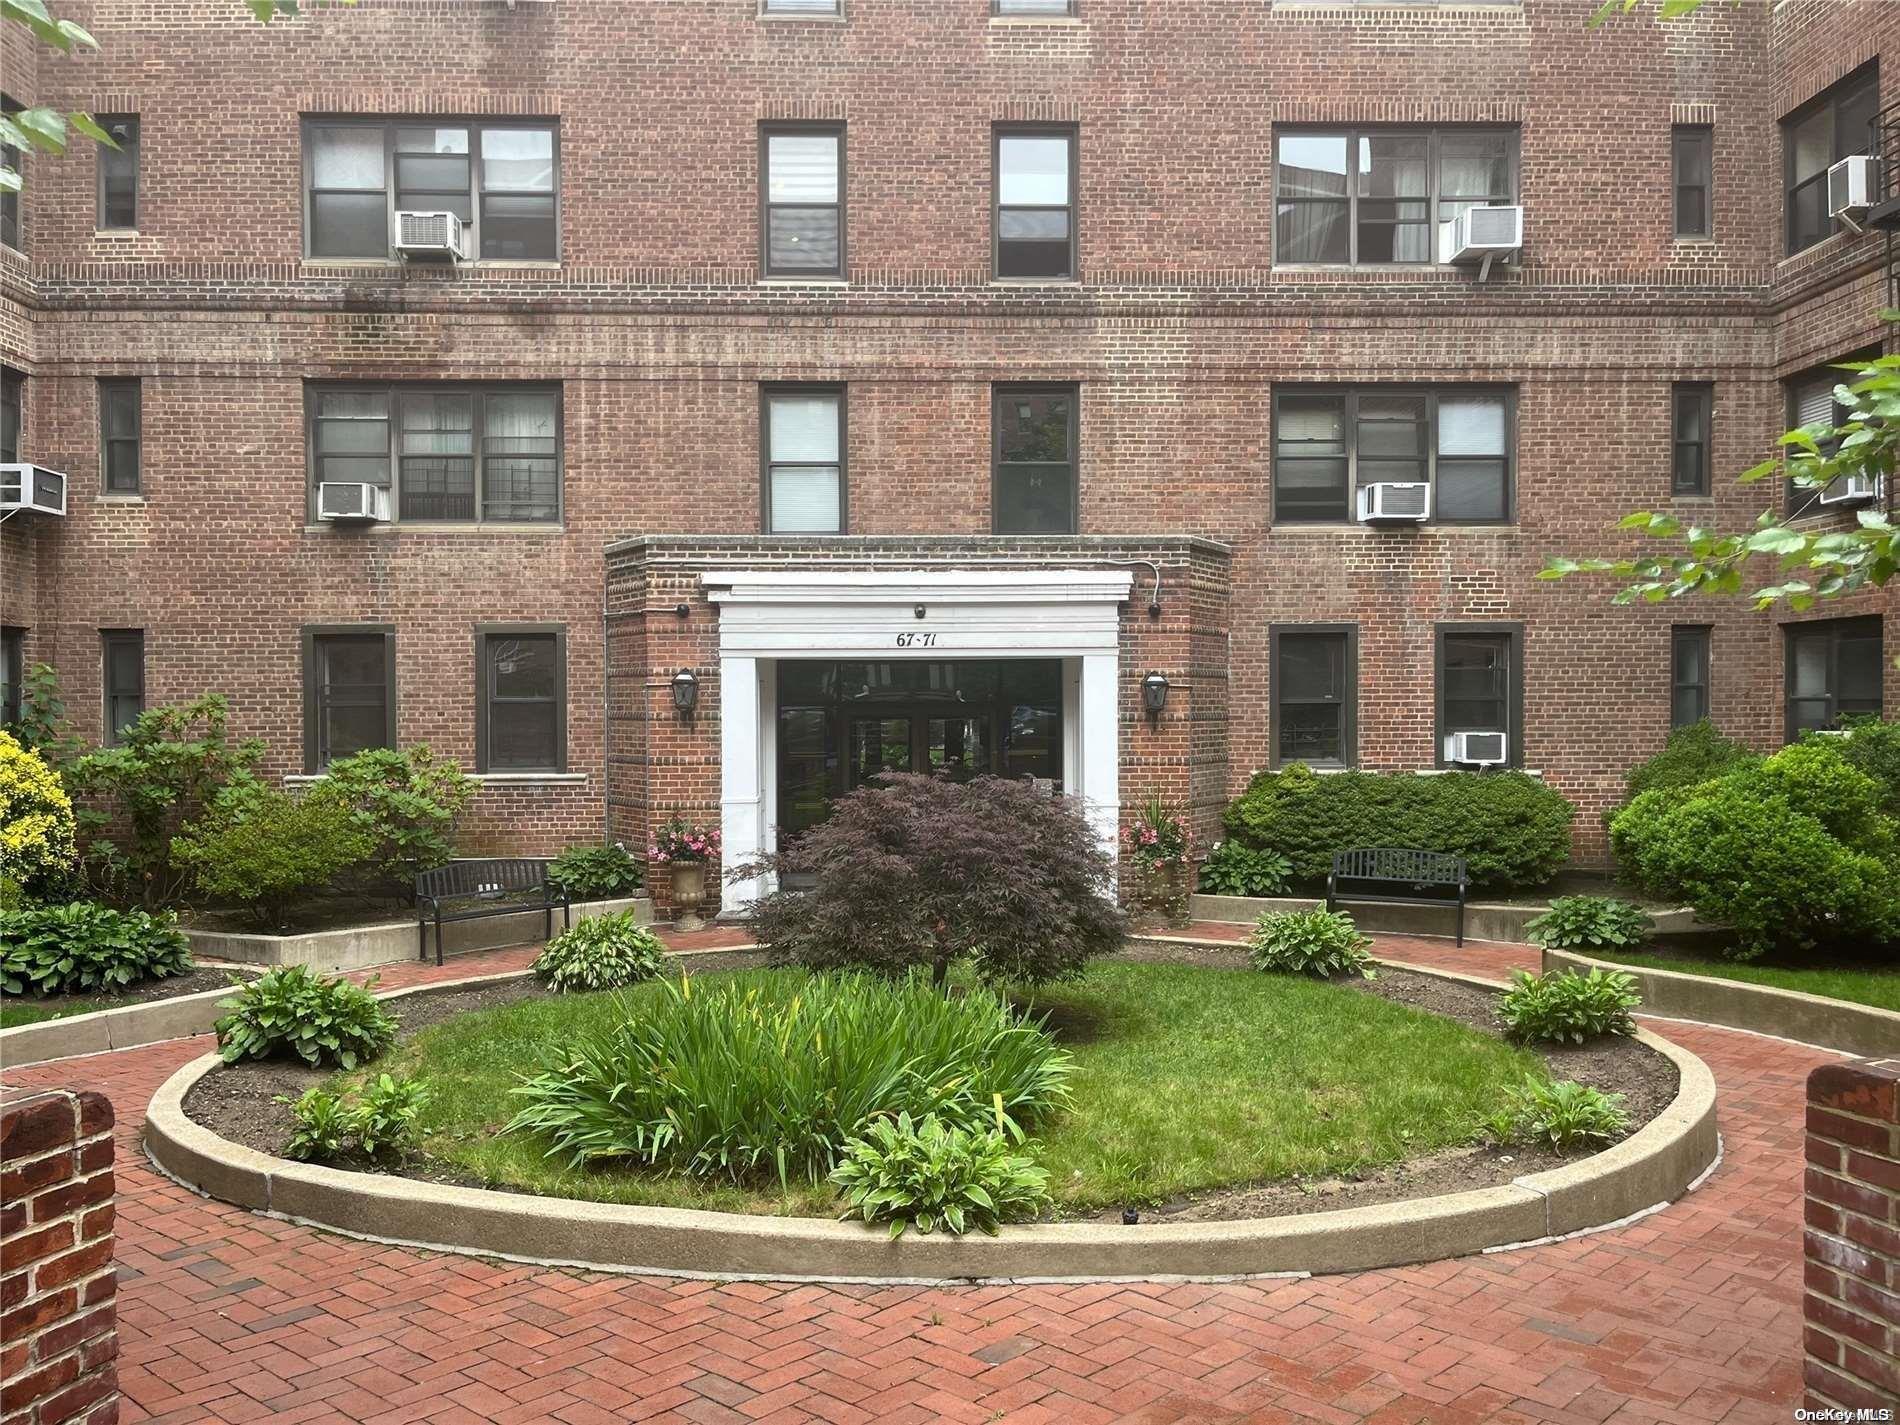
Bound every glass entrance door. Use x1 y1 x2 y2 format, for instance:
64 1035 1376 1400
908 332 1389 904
848 717 915 787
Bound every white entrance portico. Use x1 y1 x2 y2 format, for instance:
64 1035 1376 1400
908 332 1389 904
702 568 1133 910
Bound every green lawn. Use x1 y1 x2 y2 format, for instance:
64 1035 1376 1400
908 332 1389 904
1581 948 1900 1014
359 962 1542 1215
1 998 106 1030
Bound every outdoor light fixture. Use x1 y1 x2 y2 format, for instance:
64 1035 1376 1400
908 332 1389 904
1140 671 1169 717
671 668 699 715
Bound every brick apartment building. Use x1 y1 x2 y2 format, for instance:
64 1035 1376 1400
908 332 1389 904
1 0 1895 913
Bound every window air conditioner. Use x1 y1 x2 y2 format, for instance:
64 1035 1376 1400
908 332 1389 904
1438 205 1523 265
1817 471 1882 506
1448 731 1509 766
1357 482 1431 524
1828 155 1879 218
0 463 67 517
317 482 392 523
394 210 470 262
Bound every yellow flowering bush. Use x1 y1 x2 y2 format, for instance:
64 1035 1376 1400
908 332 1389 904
0 730 78 895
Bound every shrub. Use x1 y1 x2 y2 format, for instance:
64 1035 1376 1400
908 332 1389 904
531 912 669 992
1838 717 1900 806
172 785 375 930
313 747 475 892
279 1088 354 1163
1247 907 1376 979
0 731 77 901
1485 1077 1629 1152
1524 896 1655 953
1611 740 1900 959
352 1073 431 1160
507 969 1072 1186
745 773 1125 986
0 902 192 995
4 663 84 770
1495 968 1640 1044
547 842 643 900
1222 764 1573 891
1623 719 1757 804
1197 841 1293 898
215 964 397 1069
67 694 264 907
830 1112 1052 1238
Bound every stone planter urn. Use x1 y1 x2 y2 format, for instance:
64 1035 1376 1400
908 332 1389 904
671 861 709 932
1128 859 1192 930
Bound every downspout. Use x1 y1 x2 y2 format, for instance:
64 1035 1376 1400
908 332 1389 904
601 557 612 845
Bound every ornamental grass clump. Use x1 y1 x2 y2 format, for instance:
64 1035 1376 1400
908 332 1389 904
1523 896 1655 953
1495 967 1640 1045
1247 907 1376 979
505 970 1072 1187
532 911 669 992
830 1111 1053 1239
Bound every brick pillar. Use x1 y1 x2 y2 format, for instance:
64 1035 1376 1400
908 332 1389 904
1804 1056 1900 1412
0 1088 118 1425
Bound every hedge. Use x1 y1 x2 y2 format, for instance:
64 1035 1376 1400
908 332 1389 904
1221 764 1574 891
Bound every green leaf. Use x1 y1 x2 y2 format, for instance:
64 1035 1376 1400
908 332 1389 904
12 107 67 155
66 111 116 147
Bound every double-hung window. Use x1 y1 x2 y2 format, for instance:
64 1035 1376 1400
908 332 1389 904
1783 355 1877 518
100 379 142 494
1436 624 1522 767
303 628 395 771
1272 387 1512 524
1784 65 1879 255
309 384 561 524
101 630 145 746
1274 128 1514 266
1672 125 1712 238
1 368 20 463
1786 616 1883 738
1672 382 1712 496
1671 626 1712 728
993 384 1078 534
97 115 139 230
476 628 565 772
762 125 844 278
1 95 20 250
0 628 22 727
305 119 559 260
763 387 845 533
995 128 1077 279
1271 626 1356 767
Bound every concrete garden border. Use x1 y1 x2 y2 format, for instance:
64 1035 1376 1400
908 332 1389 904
0 971 264 1068
142 962 1720 1285
1545 947 1900 1058
1189 893 1706 945
183 895 653 972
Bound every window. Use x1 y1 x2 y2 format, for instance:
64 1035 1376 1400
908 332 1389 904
1 368 19 464
1784 65 1879 255
993 384 1078 534
1672 382 1711 496
476 628 565 772
1785 616 1883 738
1671 626 1711 728
97 115 139 230
1784 356 1875 517
303 628 395 771
762 387 844 533
995 128 1076 279
308 384 560 523
0 628 21 727
1272 387 1512 524
1672 125 1712 239
1 95 20 250
762 125 843 278
304 120 558 260
995 0 1076 12
101 630 144 746
1271 626 1356 767
1436 624 1522 766
1275 128 1514 266
100 379 141 494
761 0 839 11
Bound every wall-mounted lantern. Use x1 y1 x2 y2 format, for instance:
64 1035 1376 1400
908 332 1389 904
671 668 699 716
1140 670 1170 719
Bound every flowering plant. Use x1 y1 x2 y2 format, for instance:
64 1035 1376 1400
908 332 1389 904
1124 796 1190 868
649 815 721 866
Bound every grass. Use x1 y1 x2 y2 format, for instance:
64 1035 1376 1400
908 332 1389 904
355 962 1542 1215
1580 947 1900 1014
0 997 108 1029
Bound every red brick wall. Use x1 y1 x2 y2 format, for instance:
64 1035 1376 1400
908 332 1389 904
1804 1056 1900 1414
0 1088 118 1425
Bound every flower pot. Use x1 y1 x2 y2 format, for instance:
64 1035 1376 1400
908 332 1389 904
671 861 708 932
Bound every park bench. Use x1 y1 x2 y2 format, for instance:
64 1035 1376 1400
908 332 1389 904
415 859 570 966
1325 848 1469 947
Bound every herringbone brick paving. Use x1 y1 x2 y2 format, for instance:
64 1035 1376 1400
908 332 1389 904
2 932 1839 1423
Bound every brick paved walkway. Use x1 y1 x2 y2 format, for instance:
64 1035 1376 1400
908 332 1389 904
3 934 1832 1424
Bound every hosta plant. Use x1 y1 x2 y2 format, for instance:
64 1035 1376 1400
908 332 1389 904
1485 1077 1629 1153
0 902 192 995
351 1073 431 1159
531 912 669 992
1247 908 1376 979
1196 841 1293 898
1495 968 1640 1045
547 843 643 899
215 964 397 1069
1524 896 1654 953
830 1111 1052 1239
279 1088 354 1164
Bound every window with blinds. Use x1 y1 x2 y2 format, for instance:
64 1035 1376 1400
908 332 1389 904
762 126 844 278
1785 362 1860 517
763 387 845 533
1272 387 1513 524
